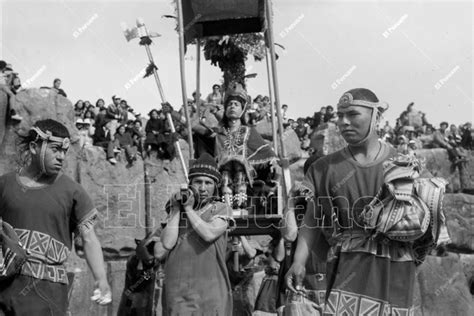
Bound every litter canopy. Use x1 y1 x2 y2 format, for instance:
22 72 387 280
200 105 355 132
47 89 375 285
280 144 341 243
181 0 267 43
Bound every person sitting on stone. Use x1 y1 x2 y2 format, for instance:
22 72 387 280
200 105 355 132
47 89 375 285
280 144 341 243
0 63 22 122
10 74 22 95
93 119 121 165
114 124 138 164
145 106 182 160
312 106 327 129
432 121 464 165
106 95 122 136
130 119 145 154
85 102 96 116
76 118 94 148
119 99 130 124
144 109 164 155
419 124 435 148
212 83 278 211
52 78 67 97
460 122 473 150
294 117 308 142
323 105 337 123
74 100 86 118
95 98 105 116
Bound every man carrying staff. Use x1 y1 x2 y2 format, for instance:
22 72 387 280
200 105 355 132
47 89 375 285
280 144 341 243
286 88 420 314
161 153 235 316
0 119 111 315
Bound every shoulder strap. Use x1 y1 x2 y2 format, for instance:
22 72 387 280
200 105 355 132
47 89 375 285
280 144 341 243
414 177 448 242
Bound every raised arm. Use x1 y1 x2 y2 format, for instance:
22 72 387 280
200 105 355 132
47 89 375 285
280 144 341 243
183 203 229 243
161 203 181 250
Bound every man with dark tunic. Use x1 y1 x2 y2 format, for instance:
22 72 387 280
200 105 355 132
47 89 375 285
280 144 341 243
160 153 235 316
286 88 420 314
0 119 111 315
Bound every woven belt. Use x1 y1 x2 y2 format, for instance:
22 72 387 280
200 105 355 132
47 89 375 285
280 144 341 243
20 259 68 284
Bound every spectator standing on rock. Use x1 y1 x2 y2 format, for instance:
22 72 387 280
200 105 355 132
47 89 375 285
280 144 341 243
0 119 111 315
52 78 67 97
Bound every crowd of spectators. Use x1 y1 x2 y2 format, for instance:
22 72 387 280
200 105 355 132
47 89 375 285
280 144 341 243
281 102 472 164
2 67 472 171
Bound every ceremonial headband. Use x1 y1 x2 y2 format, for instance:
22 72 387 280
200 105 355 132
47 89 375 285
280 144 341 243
337 92 389 146
31 126 70 149
31 126 70 174
337 92 389 112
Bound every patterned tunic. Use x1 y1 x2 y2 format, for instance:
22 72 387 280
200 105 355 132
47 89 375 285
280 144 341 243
0 171 97 315
215 125 276 184
301 144 419 315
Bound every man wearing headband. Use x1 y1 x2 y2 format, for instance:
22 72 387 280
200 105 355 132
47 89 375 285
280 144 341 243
160 153 234 315
0 119 111 314
286 89 420 314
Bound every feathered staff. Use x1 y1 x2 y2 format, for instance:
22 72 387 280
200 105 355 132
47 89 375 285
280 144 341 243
121 18 190 180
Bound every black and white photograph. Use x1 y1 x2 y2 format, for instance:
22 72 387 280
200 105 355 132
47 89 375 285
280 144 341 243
0 0 472 315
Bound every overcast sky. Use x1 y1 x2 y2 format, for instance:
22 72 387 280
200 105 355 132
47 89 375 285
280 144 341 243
1 0 472 126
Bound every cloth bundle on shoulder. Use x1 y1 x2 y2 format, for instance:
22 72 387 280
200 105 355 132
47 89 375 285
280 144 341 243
0 218 28 280
359 154 450 264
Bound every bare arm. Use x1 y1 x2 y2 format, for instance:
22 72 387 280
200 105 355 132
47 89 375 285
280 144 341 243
292 200 319 266
184 204 228 243
273 238 285 263
240 236 257 258
81 227 111 302
161 204 181 250
281 207 298 242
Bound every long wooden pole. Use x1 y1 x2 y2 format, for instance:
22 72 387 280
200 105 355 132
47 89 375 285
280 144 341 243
266 48 278 154
196 39 201 119
176 0 195 161
137 20 189 181
265 0 291 197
